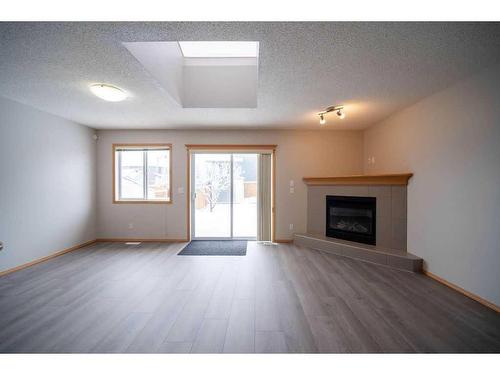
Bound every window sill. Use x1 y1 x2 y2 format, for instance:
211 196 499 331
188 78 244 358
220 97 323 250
113 199 172 204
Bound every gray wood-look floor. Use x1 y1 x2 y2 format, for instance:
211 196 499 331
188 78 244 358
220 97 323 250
0 241 499 353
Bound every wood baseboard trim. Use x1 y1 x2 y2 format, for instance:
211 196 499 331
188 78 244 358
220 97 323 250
275 239 293 243
96 238 189 243
0 239 97 278
423 270 500 313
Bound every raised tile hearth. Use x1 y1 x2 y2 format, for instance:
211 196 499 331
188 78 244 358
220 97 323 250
294 232 423 272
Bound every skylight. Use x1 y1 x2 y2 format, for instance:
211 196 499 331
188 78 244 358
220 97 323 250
124 41 259 108
178 41 259 58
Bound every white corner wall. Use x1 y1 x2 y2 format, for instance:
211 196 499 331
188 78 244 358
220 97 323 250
0 96 97 273
363 63 500 306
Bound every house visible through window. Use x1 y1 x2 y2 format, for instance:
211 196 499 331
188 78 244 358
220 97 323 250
114 145 171 203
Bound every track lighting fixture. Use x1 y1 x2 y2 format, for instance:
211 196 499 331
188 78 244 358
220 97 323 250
317 105 345 124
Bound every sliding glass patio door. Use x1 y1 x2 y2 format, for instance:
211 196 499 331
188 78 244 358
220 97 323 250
232 154 258 238
191 153 257 240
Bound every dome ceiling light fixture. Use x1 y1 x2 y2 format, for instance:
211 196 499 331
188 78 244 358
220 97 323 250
89 83 128 102
317 105 345 125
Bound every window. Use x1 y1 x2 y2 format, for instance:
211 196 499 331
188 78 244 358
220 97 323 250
178 41 259 58
113 144 172 203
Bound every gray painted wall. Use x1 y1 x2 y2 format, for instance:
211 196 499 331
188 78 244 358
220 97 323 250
0 96 96 273
364 63 500 306
95 129 364 240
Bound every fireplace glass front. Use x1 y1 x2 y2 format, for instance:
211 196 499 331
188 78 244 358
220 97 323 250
326 195 376 245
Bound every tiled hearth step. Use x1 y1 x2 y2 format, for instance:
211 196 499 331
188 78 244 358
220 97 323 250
294 233 423 272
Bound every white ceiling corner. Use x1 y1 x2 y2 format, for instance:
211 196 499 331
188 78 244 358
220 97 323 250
123 41 184 106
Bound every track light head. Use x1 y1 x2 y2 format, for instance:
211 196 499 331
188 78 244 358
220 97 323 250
317 105 345 125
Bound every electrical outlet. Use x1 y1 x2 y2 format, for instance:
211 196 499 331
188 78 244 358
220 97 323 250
289 187 295 194
128 223 134 229
289 224 294 231
177 187 185 194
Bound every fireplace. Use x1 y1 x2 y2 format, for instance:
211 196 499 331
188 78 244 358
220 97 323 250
326 195 376 245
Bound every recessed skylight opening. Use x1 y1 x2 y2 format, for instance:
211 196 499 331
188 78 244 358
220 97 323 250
124 41 259 108
178 41 259 58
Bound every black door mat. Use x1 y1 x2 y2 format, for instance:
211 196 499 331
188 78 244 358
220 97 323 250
178 240 247 256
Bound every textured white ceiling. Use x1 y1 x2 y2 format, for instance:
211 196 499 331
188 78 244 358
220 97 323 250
0 22 499 130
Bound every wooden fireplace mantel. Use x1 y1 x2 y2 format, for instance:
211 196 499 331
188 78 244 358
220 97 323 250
302 173 413 186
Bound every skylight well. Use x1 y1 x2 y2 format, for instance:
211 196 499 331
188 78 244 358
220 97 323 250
178 41 259 58
124 41 259 108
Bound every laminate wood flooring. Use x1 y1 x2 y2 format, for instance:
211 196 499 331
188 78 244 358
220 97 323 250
1 241 499 353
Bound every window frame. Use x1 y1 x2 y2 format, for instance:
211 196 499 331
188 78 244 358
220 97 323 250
112 143 172 204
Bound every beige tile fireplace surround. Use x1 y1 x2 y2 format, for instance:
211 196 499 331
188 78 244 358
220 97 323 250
295 174 423 272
